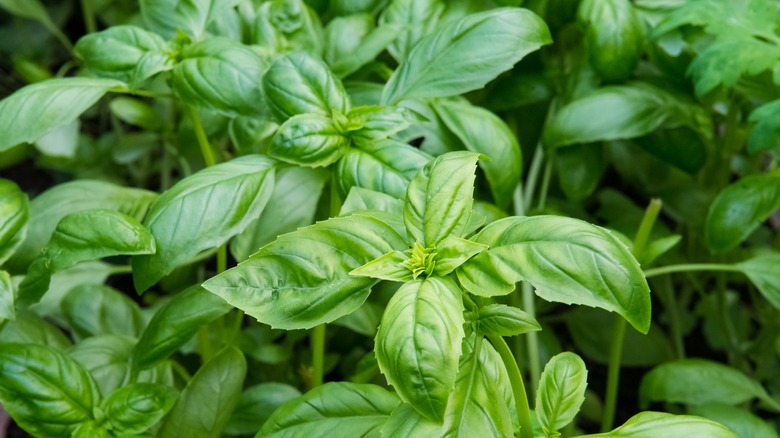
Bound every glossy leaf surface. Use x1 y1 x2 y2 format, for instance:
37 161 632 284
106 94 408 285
576 412 738 437
269 113 351 167
536 352 588 436
475 304 541 338
336 139 429 199
103 383 178 435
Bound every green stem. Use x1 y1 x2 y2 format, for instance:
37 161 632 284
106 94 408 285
489 334 534 438
216 244 227 274
80 0 97 33
170 360 193 383
655 276 685 359
197 326 214 362
108 264 133 275
633 198 662 262
644 263 741 278
522 145 545 212
522 281 540 398
536 158 553 211
311 324 326 388
187 105 216 168
601 318 626 432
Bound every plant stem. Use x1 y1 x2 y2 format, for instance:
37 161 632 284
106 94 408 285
654 276 685 359
536 158 553 211
311 324 326 388
522 281 540 398
108 264 133 275
633 198 662 261
522 145 545 212
187 105 216 168
489 334 534 438
197 325 213 362
80 0 97 33
601 317 626 432
644 263 741 278
216 245 227 274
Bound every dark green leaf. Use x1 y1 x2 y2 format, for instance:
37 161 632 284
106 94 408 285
556 143 607 201
269 113 351 167
0 309 70 350
140 0 241 39
575 412 738 438
747 99 780 154
475 304 541 338
224 383 301 436
634 127 707 174
0 0 67 48
736 253 780 310
536 352 588 435
379 0 444 63
0 178 28 265
62 284 145 340
103 383 178 435
332 300 383 337
578 0 645 82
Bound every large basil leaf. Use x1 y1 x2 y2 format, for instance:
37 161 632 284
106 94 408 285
576 412 738 438
457 216 651 333
736 253 780 310
158 346 247 438
0 343 100 437
690 404 779 438
132 155 276 292
262 51 349 121
103 383 178 435
253 0 324 56
577 0 645 82
0 271 12 321
704 171 780 253
536 352 588 436
381 7 551 104
0 309 71 350
269 113 351 167
231 167 328 262
140 0 240 39
379 0 444 63
62 284 145 340
172 38 269 117
433 100 522 209
0 78 126 153
0 179 28 265
203 213 405 329
224 383 301 436
375 277 464 422
259 382 399 437
404 151 480 246
131 286 232 370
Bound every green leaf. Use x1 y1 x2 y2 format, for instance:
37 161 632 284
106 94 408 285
252 0 324 56
347 106 410 145
350 250 413 282
748 99 780 154
639 359 773 409
404 151 481 246
555 143 608 201
0 271 13 321
381 7 551 104
577 0 645 82
575 411 738 438
0 78 126 153
475 304 540 338
375 277 464 421
0 0 68 49
131 286 232 370
432 100 522 209
140 0 240 39
634 127 707 174
110 97 162 131
332 300 383 337
431 236 488 277
269 113 351 167
379 0 444 63
331 24 399 78
172 38 269 117
0 179 28 265
690 404 779 438
340 187 404 216
688 37 780 97
203 213 406 329
231 167 328 262
736 253 780 310
62 284 145 340
536 352 588 436
224 383 301 436
103 383 178 435
457 215 651 333
28 261 114 323
0 343 100 437
705 171 780 253
158 346 246 438
262 51 349 121
336 139 430 199
324 14 373 66
132 155 276 293
0 309 70 350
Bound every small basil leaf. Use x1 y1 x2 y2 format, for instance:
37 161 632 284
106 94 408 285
736 253 780 310
131 286 232 371
340 187 404 216
475 304 541 338
62 284 145 340
536 352 588 436
375 277 464 422
103 383 178 435
348 106 410 145
576 412 738 438
29 261 114 323
381 7 551 104
0 309 70 350
324 14 373 66
259 382 399 437
253 0 324 56
555 143 607 201
109 97 162 131
0 179 28 265
269 113 351 167
263 51 349 120
705 171 780 253
203 213 406 330
690 404 779 438
577 0 645 82
158 346 247 438
747 99 780 154
140 0 241 40
224 383 301 436
431 236 488 277
641 234 681 267
229 117 278 154
72 421 110 438
0 78 126 153
457 216 651 333
0 343 100 437
0 271 13 321
330 24 399 78
132 155 277 293
379 0 444 63
350 250 412 282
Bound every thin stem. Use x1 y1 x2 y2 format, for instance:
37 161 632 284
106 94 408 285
310 324 326 388
216 244 227 274
522 145 545 212
186 105 216 167
655 276 685 359
230 310 245 343
488 334 534 438
644 263 741 278
108 264 133 275
522 281 540 398
80 0 97 33
536 158 553 211
197 326 213 362
170 360 193 383
601 318 626 432
633 198 662 262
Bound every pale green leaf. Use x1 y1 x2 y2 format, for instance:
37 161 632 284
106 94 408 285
536 352 588 436
0 271 13 321
340 187 404 216
0 310 71 350
350 250 413 282
331 24 399 78
379 0 444 63
252 0 324 56
690 404 779 438
431 236 488 277
576 412 738 437
347 106 410 145
748 99 780 154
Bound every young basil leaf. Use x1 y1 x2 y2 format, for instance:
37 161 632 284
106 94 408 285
172 38 269 117
639 359 773 409
269 113 351 167
379 0 444 63
431 236 488 277
555 143 607 201
259 382 398 437
577 0 645 82
132 155 276 293
375 276 465 422
158 346 247 438
0 77 126 153
381 7 551 104
231 167 328 262
103 383 178 435
72 421 110 438
690 404 779 438
0 178 28 265
336 139 430 199
0 343 100 437
224 383 301 435
347 106 410 145
404 151 481 246
704 171 780 253
736 253 780 310
747 99 780 154
109 97 162 131
62 284 145 340
576 412 738 438
536 352 588 436
432 100 522 209
641 234 682 267
140 0 241 40
330 24 399 78
340 187 404 216
203 213 406 329
325 14 373 65
262 51 349 121
457 215 651 333
253 0 324 56
475 304 541 338
350 250 412 282
131 286 232 371
0 309 71 350
0 271 13 321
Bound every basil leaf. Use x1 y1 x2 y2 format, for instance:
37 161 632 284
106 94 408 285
690 404 779 438
347 106 410 145
381 7 551 104
203 213 406 329
457 215 651 333
0 0 69 51
158 346 247 438
269 113 351 167
555 143 607 201
736 253 780 310
375 277 464 421
576 412 738 438
0 78 126 153
229 117 278 154
431 236 488 277
0 309 71 350
577 0 645 82
140 0 240 40
259 382 398 437
29 261 114 323
404 151 480 246
131 286 232 370
253 0 324 56
0 179 28 265
433 100 522 209
224 383 301 436
705 171 780 253
109 97 162 131
263 52 349 121
172 38 269 117
331 24 399 78
536 352 588 436
747 99 780 154
62 284 145 340
132 155 276 293
0 343 100 437
350 250 412 282
379 0 444 63
340 187 404 216
72 421 110 438
324 14 373 66
332 300 383 337
475 304 541 338
0 271 13 321
103 383 178 435
635 127 707 174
